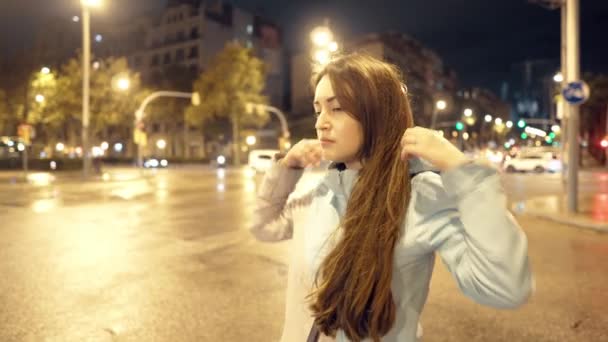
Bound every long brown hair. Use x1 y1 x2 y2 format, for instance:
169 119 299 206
308 53 415 341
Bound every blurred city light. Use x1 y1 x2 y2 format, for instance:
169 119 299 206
114 143 123 152
436 100 447 110
601 139 608 148
81 0 102 8
56 142 65 152
92 146 104 157
17 143 25 151
95 34 103 42
156 139 167 149
464 108 473 117
455 122 464 131
314 50 331 65
310 26 333 46
484 114 492 122
551 125 561 133
521 133 528 140
35 94 45 103
495 118 503 125
463 132 470 140
553 72 564 83
246 135 256 146
116 78 130 91
517 119 527 128
72 16 80 22
101 141 109 150
41 67 51 74
328 41 339 52
525 126 547 137
506 121 513 128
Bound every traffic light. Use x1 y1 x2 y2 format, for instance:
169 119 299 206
549 132 556 139
517 119 526 128
455 121 464 131
520 132 528 140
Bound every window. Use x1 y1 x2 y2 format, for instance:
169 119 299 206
177 31 185 41
176 49 185 62
163 52 171 64
189 46 198 58
190 27 199 39
151 55 159 66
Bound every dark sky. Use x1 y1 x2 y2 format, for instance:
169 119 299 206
1 0 607 92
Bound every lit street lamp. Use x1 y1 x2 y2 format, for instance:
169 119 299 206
41 67 50 75
430 99 447 129
553 72 564 83
156 139 167 150
35 94 45 103
484 114 493 123
464 108 473 117
246 135 256 146
116 77 130 91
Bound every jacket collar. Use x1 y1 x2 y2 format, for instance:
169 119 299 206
322 157 438 198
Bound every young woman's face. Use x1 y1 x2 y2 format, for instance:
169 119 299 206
314 75 364 168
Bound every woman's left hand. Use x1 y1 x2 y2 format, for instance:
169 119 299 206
400 126 469 171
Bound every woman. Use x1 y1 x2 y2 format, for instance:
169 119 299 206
250 53 533 342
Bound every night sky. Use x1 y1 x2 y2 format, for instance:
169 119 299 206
1 0 607 92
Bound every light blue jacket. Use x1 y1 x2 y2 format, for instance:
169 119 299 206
250 158 533 341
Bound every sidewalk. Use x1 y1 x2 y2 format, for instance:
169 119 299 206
514 194 608 233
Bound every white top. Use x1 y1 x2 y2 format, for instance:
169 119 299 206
250 159 533 341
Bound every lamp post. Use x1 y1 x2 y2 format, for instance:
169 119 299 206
80 0 102 178
430 99 447 129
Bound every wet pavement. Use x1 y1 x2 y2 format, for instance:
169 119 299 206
0 167 607 341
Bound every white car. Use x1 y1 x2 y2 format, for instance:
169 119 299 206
248 149 280 173
503 152 561 173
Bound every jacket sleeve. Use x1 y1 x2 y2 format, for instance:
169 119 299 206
414 162 534 309
249 162 305 242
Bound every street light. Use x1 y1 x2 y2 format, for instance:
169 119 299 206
553 72 564 83
435 100 447 111
484 114 493 123
41 67 50 75
80 0 103 178
464 108 473 117
156 139 166 150
246 135 256 146
35 94 45 103
506 121 513 128
430 99 447 129
116 77 130 91
310 26 333 47
495 118 503 126
314 50 331 65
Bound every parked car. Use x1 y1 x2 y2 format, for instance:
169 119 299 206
248 149 279 173
503 152 561 173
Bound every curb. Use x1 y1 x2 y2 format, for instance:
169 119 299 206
520 209 608 234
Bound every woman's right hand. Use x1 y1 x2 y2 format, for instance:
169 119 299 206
280 139 323 168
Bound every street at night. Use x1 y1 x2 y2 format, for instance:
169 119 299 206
0 167 606 341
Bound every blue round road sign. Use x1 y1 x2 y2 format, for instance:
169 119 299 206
562 81 590 105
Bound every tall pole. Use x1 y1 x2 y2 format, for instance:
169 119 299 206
82 6 91 178
560 2 569 184
566 0 580 212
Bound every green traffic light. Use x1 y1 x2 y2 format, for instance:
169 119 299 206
517 119 526 128
520 132 528 139
455 122 464 131
549 132 556 139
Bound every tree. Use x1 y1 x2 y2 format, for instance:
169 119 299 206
0 89 12 135
186 42 269 165
34 56 148 147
